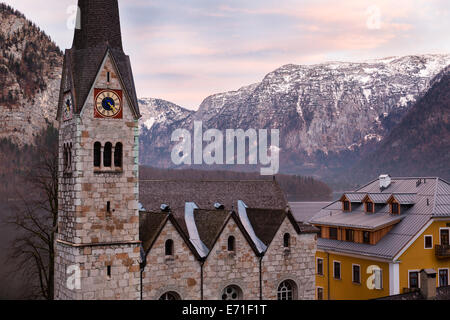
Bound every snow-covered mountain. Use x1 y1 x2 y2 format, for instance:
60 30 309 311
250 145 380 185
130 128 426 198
138 54 450 176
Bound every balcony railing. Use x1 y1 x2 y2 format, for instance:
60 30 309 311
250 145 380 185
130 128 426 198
435 244 450 259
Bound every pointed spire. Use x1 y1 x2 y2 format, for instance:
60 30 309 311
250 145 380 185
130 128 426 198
72 0 123 50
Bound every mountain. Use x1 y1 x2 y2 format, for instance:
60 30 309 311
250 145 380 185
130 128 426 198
0 3 62 146
138 54 450 177
343 66 450 186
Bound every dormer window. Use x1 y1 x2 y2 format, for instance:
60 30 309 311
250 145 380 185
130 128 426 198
340 195 352 212
363 231 371 244
391 202 400 214
365 201 374 213
343 200 351 212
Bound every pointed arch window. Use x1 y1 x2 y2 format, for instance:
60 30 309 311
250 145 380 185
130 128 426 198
165 239 174 256
94 142 101 167
103 142 112 167
114 142 123 168
283 233 291 248
227 236 235 252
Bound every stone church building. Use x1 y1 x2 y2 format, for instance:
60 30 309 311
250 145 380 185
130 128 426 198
54 0 317 300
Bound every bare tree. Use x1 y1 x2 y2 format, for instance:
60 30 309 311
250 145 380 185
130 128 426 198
6 126 58 300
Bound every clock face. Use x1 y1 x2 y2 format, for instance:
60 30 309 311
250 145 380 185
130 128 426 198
95 90 122 118
63 93 73 121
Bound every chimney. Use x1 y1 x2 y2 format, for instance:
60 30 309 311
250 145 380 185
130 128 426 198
420 269 437 300
379 174 391 191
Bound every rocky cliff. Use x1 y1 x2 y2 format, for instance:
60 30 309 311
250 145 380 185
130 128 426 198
138 54 450 176
0 4 62 146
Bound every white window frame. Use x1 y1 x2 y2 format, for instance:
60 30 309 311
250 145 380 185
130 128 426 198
439 228 450 245
352 264 361 284
316 258 324 276
424 235 433 249
333 260 341 280
408 269 421 289
438 268 449 287
316 286 324 300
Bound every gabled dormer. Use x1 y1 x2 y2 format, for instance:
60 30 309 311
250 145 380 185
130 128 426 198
340 195 352 212
339 193 366 212
387 194 415 215
362 195 375 213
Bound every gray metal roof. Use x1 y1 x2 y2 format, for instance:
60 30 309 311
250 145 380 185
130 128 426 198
366 193 392 203
310 210 404 230
289 202 329 222
310 177 450 260
343 193 366 202
391 193 416 204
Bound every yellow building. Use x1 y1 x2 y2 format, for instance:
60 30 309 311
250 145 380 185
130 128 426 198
309 176 450 300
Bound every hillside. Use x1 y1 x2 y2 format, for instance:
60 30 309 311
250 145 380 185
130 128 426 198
344 67 450 186
137 55 450 178
0 3 62 146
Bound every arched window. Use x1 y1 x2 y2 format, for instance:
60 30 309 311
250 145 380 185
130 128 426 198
227 236 235 252
221 285 243 300
283 233 290 248
94 142 101 167
277 280 297 300
165 239 174 256
159 292 181 300
114 142 123 168
103 142 112 167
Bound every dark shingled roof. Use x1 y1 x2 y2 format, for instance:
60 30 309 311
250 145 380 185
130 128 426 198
139 180 288 217
193 209 231 250
138 180 318 258
246 208 286 246
59 0 140 118
139 211 167 252
73 0 123 50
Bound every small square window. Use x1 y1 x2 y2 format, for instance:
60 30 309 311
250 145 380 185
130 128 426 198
363 231 371 244
343 201 350 211
317 259 323 276
329 228 338 240
345 229 354 242
333 261 341 280
409 271 419 289
353 265 361 284
424 235 433 249
317 287 324 300
391 203 400 214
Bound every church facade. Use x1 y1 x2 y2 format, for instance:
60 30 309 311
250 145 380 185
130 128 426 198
54 0 317 300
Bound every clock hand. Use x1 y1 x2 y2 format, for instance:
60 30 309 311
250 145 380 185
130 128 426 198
107 101 116 112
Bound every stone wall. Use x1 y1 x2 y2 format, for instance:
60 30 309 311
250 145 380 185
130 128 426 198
262 218 316 300
142 220 201 300
54 242 140 300
55 52 141 300
202 218 260 300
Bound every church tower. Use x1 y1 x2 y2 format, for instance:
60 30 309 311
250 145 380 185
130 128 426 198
54 0 142 300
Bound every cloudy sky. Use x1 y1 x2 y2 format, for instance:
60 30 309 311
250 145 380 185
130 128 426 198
6 0 450 109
